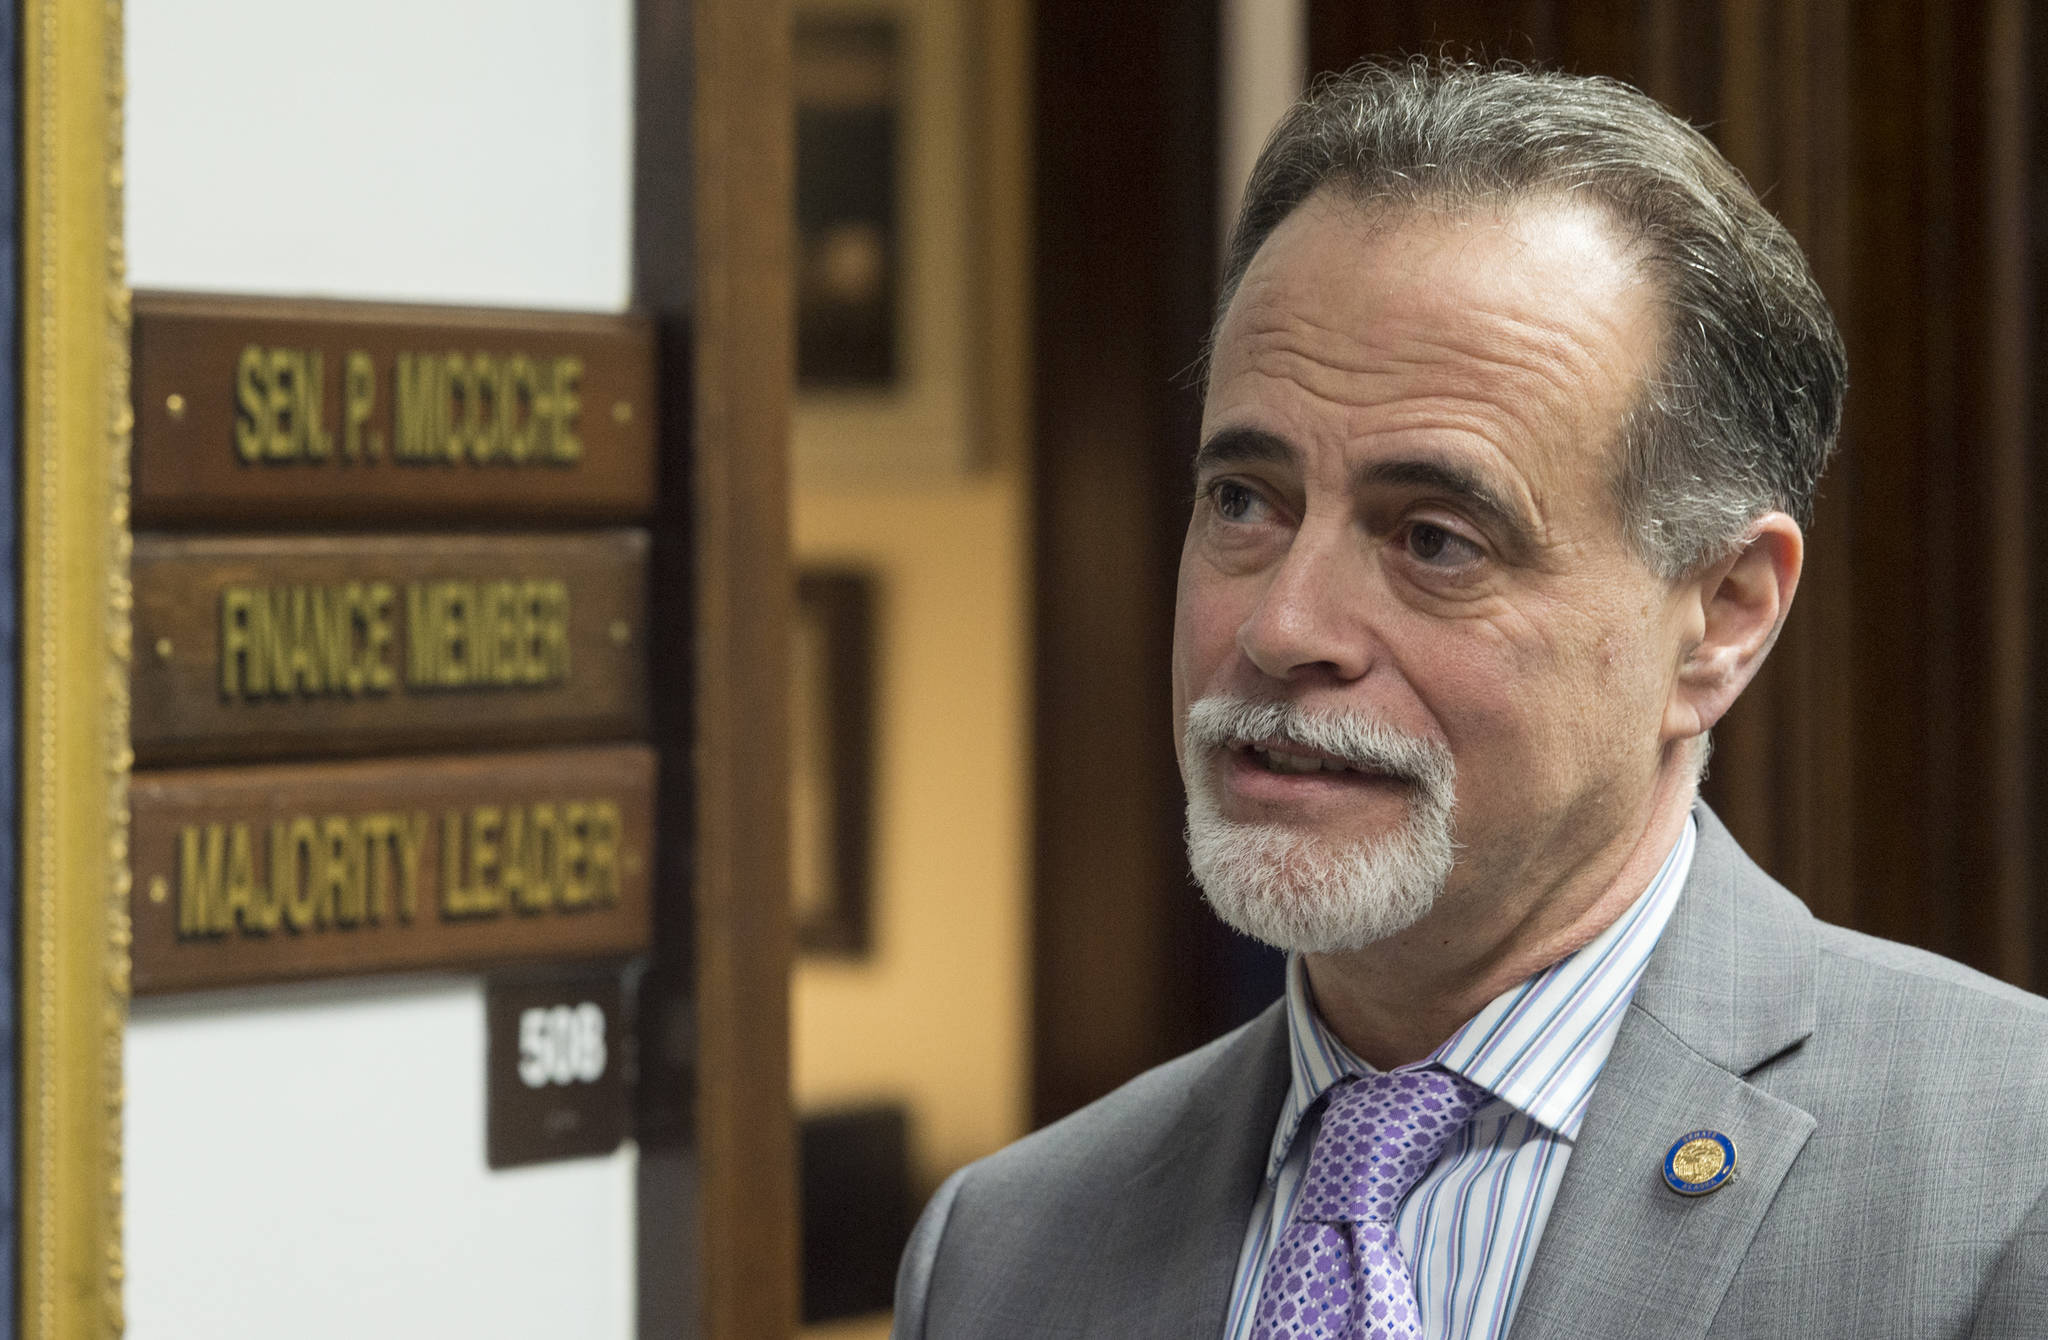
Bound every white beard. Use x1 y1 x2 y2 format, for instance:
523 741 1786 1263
1182 695 1458 954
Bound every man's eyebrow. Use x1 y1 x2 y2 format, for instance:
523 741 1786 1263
1191 426 1294 483
1357 457 1538 546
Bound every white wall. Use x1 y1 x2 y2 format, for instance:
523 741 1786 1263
126 0 631 311
126 980 635 1337
123 3 638 1335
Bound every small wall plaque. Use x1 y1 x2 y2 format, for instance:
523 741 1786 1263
487 967 630 1169
131 529 650 766
129 744 655 993
132 290 657 526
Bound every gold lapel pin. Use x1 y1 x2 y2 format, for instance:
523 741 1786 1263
1663 1129 1737 1195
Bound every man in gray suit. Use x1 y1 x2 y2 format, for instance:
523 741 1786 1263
896 62 2048 1339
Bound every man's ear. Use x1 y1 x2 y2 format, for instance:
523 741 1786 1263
1664 513 1804 742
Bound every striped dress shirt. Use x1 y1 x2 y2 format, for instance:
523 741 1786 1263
1222 815 1696 1340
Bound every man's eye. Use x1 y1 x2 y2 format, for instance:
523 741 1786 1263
1211 480 1261 521
1406 521 1481 566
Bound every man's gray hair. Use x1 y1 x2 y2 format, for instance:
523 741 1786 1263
1219 59 1847 578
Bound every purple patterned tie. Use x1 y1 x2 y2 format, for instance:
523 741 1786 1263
1251 1068 1487 1340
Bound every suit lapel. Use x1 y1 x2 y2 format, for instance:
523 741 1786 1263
1080 1004 1292 1339
1509 807 1819 1340
1505 1004 1817 1340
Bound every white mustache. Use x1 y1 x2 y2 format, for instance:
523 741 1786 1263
1183 695 1454 793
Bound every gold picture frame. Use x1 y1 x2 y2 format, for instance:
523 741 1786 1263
20 0 130 1335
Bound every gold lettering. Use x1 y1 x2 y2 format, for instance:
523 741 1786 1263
265 348 297 460
394 352 442 461
379 349 600 468
395 578 574 693
507 355 539 461
395 812 427 922
281 817 319 932
467 582 498 686
586 800 621 906
444 353 471 462
247 823 282 933
442 809 468 917
222 823 258 934
541 580 571 682
499 804 530 909
357 814 389 924
559 801 589 908
512 581 540 684
177 824 226 939
342 584 370 694
344 350 379 459
268 820 291 932
306 586 343 694
405 583 434 687
282 587 319 693
469 353 499 462
189 800 633 929
303 351 333 459
549 356 583 462
363 581 397 693
234 345 266 463
489 582 519 685
491 354 517 461
219 583 407 701
172 811 488 941
469 805 503 915
321 816 356 927
439 583 471 687
220 587 255 698
524 803 559 912
256 587 291 697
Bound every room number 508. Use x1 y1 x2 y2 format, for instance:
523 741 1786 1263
517 1002 607 1088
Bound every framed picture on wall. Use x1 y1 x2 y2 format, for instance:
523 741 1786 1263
795 13 901 389
791 570 877 955
792 0 987 479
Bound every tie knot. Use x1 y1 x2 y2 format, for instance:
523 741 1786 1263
1295 1068 1487 1226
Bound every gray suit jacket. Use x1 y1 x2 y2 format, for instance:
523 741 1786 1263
895 808 2048 1337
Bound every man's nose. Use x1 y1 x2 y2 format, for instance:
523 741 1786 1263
1234 527 1375 683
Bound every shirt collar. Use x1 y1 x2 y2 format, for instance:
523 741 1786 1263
1265 814 1697 1180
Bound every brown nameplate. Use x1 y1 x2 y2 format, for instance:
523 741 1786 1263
132 291 656 525
130 745 655 994
133 530 649 765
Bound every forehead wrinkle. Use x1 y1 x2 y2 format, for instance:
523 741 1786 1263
1226 194 1656 405
1402 277 1654 411
1204 378 1562 553
1223 287 1641 489
1227 322 1579 482
1208 197 1663 564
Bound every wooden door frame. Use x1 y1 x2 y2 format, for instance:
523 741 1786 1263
634 0 799 1334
